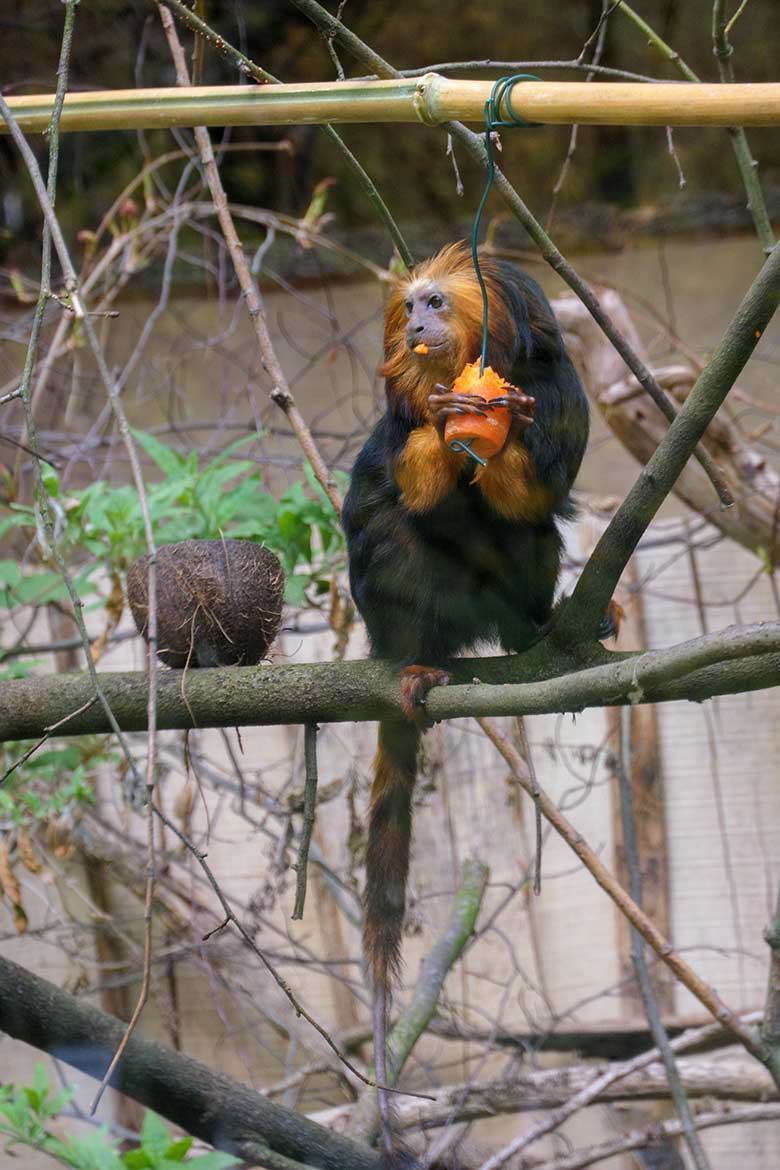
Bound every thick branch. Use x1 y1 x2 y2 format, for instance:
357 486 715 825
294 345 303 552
555 292 780 566
558 239 780 640
0 956 378 1170
314 1055 776 1132
2 623 778 743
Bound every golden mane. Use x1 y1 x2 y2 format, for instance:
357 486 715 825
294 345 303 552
381 243 517 421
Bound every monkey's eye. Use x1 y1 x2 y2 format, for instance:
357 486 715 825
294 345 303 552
404 300 413 314
428 293 444 310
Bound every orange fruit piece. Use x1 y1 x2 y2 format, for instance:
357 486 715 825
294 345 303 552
444 360 516 460
413 342 429 355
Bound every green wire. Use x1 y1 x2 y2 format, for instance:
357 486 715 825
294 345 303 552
470 75 541 373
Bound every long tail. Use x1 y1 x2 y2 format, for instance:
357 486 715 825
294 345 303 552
364 717 421 1166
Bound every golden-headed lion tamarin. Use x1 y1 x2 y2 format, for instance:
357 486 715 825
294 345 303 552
342 242 590 1164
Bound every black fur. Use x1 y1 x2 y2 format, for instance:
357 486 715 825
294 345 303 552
343 258 588 1167
343 263 588 663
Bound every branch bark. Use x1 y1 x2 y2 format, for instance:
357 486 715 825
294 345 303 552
555 291 780 566
314 1054 776 1132
3 622 779 742
557 238 780 641
0 955 378 1170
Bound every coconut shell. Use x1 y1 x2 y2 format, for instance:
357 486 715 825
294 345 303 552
127 539 284 668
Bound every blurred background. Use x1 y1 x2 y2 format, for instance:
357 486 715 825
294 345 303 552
1 3 780 1169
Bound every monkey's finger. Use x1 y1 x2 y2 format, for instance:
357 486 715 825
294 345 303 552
436 405 489 417
429 392 485 405
490 394 536 411
429 394 488 412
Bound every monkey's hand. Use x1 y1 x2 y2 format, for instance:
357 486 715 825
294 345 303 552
428 385 536 442
400 664 451 725
487 388 536 441
428 385 489 439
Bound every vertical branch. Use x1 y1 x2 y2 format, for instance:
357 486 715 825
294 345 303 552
156 2 343 513
293 722 319 920
711 0 775 252
0 12 150 791
761 883 780 1076
348 860 489 1145
616 707 713 1170
0 7 163 1109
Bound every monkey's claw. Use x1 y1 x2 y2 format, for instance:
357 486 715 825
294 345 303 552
428 390 490 436
400 665 451 723
490 389 537 437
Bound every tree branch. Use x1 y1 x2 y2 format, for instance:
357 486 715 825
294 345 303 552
2 622 779 743
557 238 780 640
0 955 378 1170
155 4 342 513
157 0 413 267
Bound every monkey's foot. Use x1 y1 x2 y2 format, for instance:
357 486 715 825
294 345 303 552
598 598 625 642
400 665 451 723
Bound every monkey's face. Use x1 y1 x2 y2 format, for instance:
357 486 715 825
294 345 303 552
402 282 456 360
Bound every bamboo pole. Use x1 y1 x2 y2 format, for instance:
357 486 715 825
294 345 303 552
3 76 780 135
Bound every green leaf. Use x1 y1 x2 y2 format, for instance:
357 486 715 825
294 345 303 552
131 430 187 477
140 1112 171 1159
284 574 308 607
123 1150 153 1169
184 1153 241 1169
41 465 61 498
163 1136 192 1161
65 1129 124 1170
0 560 21 587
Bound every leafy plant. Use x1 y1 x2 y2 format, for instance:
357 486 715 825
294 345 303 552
0 431 347 609
0 1066 238 1170
0 735 110 829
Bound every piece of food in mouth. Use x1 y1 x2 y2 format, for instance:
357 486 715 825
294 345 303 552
413 342 429 354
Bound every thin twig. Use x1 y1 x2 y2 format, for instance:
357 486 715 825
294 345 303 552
156 0 412 268
508 717 543 894
616 706 712 1170
614 0 774 253
474 718 774 1085
473 1011 763 1169
156 3 343 513
0 9 162 1108
152 802 382 1091
292 723 319 920
525 1103 780 1170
